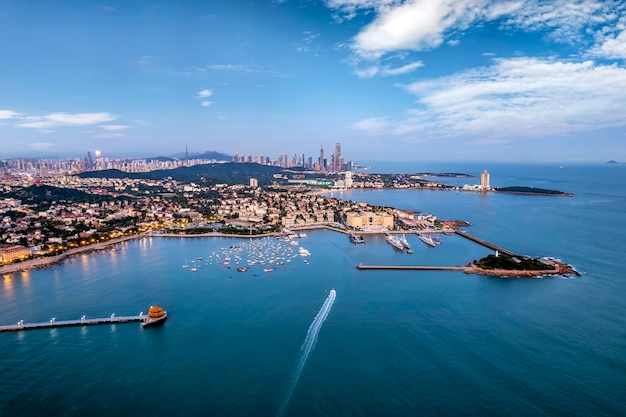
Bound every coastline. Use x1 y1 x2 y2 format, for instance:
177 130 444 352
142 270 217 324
0 234 147 275
0 225 346 274
2 225 578 279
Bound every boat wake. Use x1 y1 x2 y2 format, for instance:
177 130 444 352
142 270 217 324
278 289 336 416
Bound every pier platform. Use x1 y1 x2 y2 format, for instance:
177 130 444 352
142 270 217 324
0 315 145 333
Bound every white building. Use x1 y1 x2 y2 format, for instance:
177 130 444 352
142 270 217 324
480 170 490 190
249 178 259 187
344 171 353 188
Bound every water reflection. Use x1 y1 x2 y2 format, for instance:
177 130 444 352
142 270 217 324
3 274 14 296
20 270 30 288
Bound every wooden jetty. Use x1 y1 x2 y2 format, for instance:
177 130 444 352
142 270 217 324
0 314 146 333
454 230 515 256
357 265 466 271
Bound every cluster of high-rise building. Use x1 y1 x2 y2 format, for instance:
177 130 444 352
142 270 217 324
232 142 352 172
0 152 224 177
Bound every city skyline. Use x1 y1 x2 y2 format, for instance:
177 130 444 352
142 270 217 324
1 1 626 162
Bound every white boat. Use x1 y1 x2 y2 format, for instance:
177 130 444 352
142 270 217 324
299 247 311 256
399 234 410 249
386 234 404 251
182 259 189 269
418 234 441 247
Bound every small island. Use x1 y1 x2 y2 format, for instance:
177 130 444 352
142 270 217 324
467 253 580 277
494 186 573 196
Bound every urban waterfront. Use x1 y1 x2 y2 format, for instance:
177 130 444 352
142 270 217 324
1 163 625 417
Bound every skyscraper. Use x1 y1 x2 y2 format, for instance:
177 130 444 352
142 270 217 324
318 146 325 171
334 142 341 171
480 170 491 189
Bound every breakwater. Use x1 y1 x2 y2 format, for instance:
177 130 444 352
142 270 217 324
454 230 514 256
357 265 465 271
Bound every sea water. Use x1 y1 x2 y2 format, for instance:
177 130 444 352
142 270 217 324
1 163 625 416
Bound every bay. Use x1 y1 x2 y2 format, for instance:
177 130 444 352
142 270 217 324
1 163 625 417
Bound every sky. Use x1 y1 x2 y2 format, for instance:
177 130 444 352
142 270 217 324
1 0 626 162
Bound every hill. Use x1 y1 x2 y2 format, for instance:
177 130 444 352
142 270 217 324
494 186 572 196
77 162 284 185
1 185 114 205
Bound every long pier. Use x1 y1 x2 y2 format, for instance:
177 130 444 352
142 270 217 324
0 315 145 333
454 230 515 256
357 265 466 271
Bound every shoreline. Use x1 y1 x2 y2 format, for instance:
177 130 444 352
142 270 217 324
0 225 347 274
2 226 578 279
0 234 147 275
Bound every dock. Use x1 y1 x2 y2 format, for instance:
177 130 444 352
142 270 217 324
0 314 146 333
454 230 515 256
357 265 466 271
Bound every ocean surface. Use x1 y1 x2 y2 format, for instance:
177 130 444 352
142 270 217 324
1 162 625 417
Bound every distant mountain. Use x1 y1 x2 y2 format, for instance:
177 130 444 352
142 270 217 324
77 162 283 186
145 156 176 162
169 150 231 161
607 160 619 164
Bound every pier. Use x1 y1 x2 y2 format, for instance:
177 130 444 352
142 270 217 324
357 265 466 271
454 230 515 256
0 314 146 333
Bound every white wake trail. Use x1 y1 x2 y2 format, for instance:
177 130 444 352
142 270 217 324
278 290 336 416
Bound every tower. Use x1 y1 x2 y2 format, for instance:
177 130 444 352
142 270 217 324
480 170 490 190
335 142 341 171
185 144 189 166
318 146 325 171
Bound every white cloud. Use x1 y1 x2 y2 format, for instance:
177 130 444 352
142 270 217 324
327 0 625 59
94 133 125 138
395 57 626 137
351 116 391 134
354 60 423 78
0 110 20 119
196 89 213 98
200 101 213 107
29 142 54 151
329 0 523 58
447 39 460 46
137 55 155 65
17 112 116 128
593 29 626 59
296 31 321 53
99 124 130 131
381 61 424 76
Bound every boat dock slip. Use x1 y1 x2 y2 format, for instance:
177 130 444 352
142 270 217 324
454 230 515 256
0 315 146 333
357 265 466 271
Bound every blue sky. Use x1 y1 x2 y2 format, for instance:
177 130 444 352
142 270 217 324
1 0 626 162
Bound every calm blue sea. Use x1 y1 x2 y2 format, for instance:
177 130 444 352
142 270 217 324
1 163 625 417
